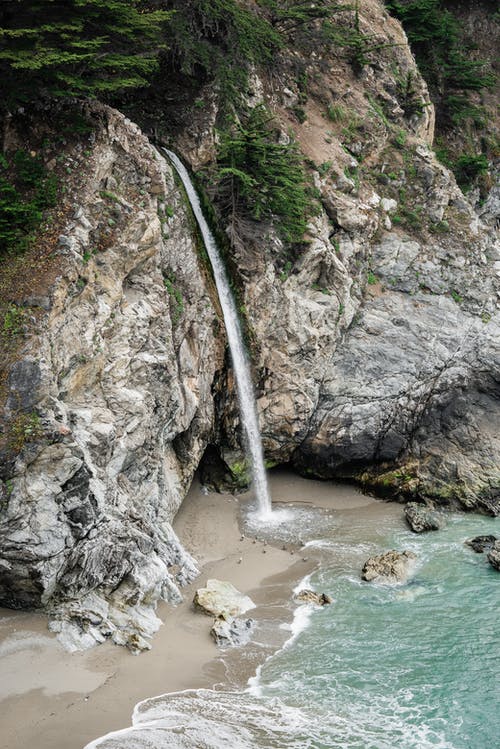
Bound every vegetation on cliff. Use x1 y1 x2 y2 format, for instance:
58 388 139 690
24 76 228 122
0 0 171 109
212 105 314 243
386 0 498 188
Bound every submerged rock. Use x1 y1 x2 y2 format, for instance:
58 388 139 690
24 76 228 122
487 542 500 571
405 503 445 533
194 579 255 618
210 616 254 647
295 589 332 606
466 535 497 553
362 550 417 584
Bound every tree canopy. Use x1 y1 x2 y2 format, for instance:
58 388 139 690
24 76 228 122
0 0 171 110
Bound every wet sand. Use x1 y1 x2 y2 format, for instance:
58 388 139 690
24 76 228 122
0 470 403 749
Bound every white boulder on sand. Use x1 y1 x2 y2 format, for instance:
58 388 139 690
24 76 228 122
193 579 256 618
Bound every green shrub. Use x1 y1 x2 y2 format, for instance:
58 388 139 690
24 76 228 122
385 0 495 127
453 154 489 189
163 271 184 324
8 412 43 452
326 103 346 122
163 0 281 108
2 305 26 339
0 151 58 256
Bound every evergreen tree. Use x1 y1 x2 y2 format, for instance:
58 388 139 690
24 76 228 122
215 106 314 243
0 0 171 111
386 0 495 124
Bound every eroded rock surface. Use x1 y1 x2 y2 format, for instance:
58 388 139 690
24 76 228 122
362 550 417 584
487 542 500 572
466 535 497 554
405 503 445 533
0 105 224 650
210 615 254 647
295 589 332 606
205 2 500 516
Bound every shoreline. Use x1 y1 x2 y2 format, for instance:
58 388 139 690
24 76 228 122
0 471 397 749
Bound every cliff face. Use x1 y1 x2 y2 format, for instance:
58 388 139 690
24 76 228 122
0 0 499 649
0 106 224 650
193 0 499 513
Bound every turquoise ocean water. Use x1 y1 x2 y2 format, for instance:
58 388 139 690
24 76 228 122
88 504 499 749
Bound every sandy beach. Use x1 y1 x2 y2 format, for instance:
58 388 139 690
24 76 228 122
0 471 399 749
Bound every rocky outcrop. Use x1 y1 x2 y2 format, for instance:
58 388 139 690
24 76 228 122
466 535 497 554
405 503 445 533
193 579 255 619
295 589 332 606
0 105 224 650
210 615 254 648
362 550 417 584
487 541 500 572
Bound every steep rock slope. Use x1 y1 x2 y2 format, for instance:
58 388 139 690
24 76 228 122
177 0 500 513
0 105 224 650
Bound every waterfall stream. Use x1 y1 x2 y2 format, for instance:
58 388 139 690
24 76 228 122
163 149 272 518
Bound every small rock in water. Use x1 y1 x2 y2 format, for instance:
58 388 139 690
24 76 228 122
405 502 445 533
295 589 332 606
487 541 500 571
193 579 255 618
466 535 497 553
362 550 417 584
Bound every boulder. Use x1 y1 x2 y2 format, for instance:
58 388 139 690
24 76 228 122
210 616 254 647
193 579 255 618
405 502 445 533
487 541 500 571
294 589 332 606
362 550 417 584
466 535 497 553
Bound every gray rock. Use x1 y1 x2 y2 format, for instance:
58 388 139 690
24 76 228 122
210 615 254 647
194 579 255 619
362 550 417 584
295 589 332 606
0 103 223 650
6 358 42 413
466 535 497 553
405 503 445 533
487 541 500 571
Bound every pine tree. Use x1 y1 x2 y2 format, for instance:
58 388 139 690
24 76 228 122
215 106 314 243
385 0 495 124
0 0 171 111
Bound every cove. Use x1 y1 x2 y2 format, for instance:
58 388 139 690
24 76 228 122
83 471 499 749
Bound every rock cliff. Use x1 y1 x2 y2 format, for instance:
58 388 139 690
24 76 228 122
198 0 500 515
0 105 225 650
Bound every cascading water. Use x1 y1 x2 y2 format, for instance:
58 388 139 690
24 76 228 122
163 149 272 518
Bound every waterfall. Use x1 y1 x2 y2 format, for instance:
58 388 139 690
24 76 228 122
163 149 272 518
